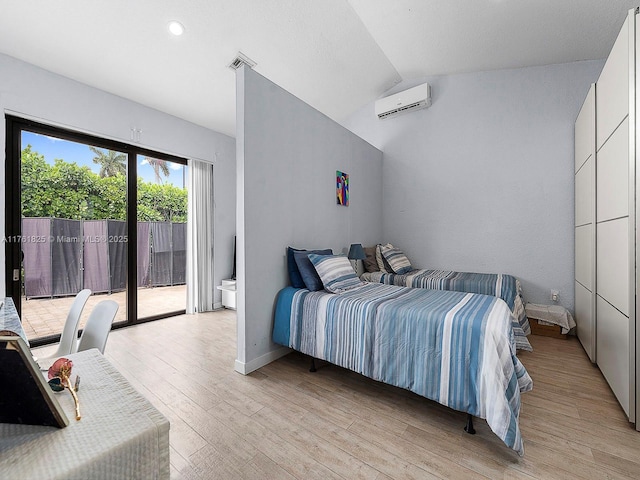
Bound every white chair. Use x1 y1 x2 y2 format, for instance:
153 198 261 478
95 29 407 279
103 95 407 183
76 300 119 354
37 289 91 369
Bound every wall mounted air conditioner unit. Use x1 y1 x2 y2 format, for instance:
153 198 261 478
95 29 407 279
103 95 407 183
375 82 431 120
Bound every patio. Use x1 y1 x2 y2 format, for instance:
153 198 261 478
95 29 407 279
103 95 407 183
20 284 186 340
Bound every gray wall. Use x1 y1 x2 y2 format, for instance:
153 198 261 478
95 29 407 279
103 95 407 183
343 60 605 313
0 53 236 306
236 66 383 373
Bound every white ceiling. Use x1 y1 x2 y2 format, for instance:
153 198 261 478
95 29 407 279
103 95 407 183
0 1 636 137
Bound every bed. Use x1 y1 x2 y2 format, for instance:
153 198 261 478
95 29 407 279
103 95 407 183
273 281 533 456
362 244 532 351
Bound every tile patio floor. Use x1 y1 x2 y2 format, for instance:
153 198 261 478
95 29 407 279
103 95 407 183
21 284 186 340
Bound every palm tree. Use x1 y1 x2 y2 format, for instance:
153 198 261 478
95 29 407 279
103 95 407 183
90 146 126 178
145 157 170 184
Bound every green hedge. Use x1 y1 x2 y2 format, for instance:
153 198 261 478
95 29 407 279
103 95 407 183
21 145 187 222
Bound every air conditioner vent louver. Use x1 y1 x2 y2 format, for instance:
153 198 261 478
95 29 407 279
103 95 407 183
377 101 424 119
228 52 256 70
375 83 431 120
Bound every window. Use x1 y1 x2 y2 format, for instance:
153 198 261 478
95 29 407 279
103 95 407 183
5 116 187 346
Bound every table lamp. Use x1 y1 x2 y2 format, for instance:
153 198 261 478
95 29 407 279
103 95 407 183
348 243 366 274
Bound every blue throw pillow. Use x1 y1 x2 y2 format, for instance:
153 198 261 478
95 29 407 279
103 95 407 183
287 247 306 288
308 254 363 293
293 249 332 291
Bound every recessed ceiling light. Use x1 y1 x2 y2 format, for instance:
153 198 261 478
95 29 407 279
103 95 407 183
168 21 185 36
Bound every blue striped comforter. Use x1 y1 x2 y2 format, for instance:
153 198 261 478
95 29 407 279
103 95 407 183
274 283 533 456
362 269 532 351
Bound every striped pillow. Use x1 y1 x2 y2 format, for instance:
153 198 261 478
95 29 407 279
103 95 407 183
380 244 412 274
375 243 393 273
308 254 363 293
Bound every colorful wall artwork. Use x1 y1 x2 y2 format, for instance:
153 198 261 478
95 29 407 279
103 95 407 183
336 170 349 206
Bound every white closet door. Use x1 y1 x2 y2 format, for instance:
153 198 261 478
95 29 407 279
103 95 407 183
595 12 633 419
597 297 630 414
597 16 630 151
575 225 592 289
574 84 596 362
597 218 629 317
575 157 593 227
575 283 594 362
597 118 629 222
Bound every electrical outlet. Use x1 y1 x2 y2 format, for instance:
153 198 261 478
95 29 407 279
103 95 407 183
551 289 559 302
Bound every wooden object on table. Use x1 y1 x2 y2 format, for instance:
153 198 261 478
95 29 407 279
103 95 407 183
0 336 69 428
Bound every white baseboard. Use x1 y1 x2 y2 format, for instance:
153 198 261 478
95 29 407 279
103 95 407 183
234 346 291 375
213 302 223 310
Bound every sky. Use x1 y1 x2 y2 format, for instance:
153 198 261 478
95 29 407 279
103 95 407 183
22 131 186 188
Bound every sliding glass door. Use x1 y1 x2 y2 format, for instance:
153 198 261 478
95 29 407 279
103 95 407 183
5 116 187 346
136 154 187 319
18 132 128 340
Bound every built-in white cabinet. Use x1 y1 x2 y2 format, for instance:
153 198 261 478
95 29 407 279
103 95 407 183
596 11 633 421
574 9 640 430
575 8 638 425
574 84 596 363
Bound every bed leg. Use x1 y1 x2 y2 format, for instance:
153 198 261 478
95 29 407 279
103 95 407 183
464 414 476 435
309 358 317 372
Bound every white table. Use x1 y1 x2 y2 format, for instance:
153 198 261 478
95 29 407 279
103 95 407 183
0 349 170 479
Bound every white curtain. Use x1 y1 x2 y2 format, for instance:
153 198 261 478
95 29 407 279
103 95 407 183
186 159 215 313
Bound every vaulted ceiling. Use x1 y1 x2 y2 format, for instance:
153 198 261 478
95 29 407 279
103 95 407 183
0 1 636 137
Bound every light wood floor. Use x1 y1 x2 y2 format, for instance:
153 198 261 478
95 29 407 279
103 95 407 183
36 310 640 479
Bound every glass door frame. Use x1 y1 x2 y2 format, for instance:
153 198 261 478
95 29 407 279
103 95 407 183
5 115 187 347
